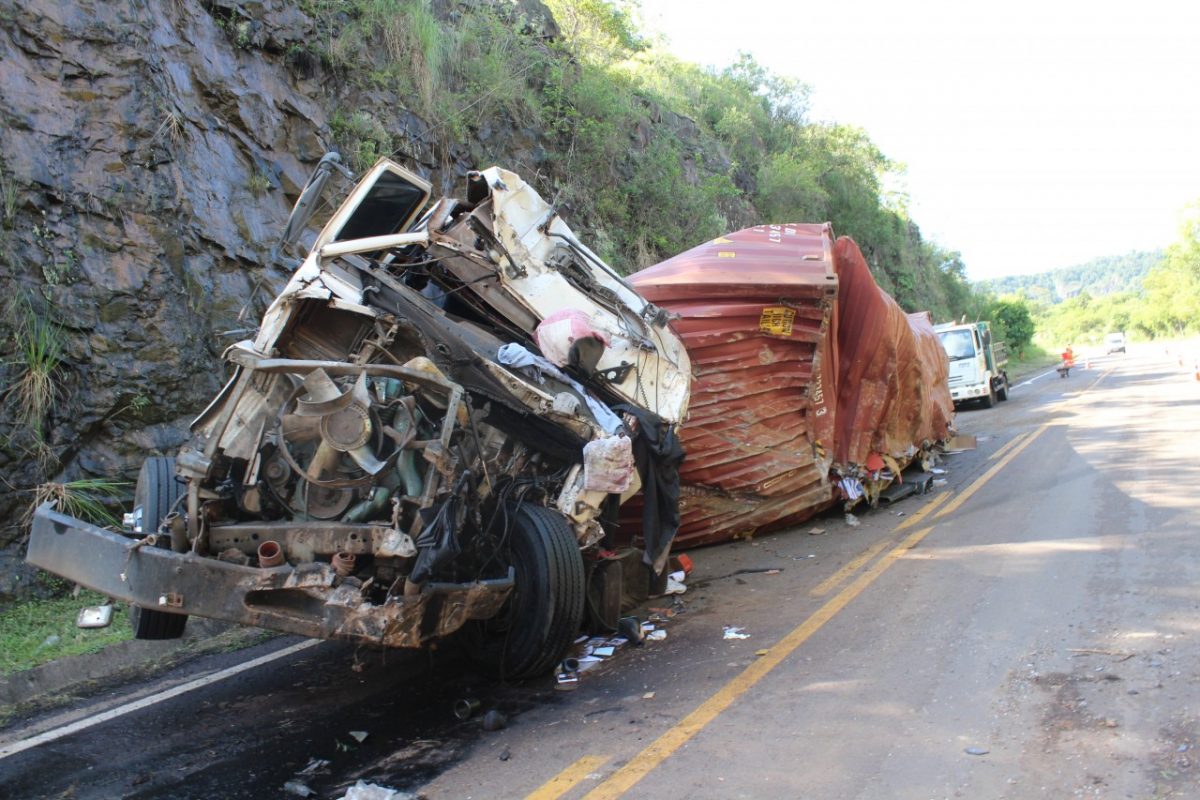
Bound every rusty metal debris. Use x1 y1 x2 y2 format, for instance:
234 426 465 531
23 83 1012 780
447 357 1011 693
481 709 508 731
453 698 482 720
627 224 838 548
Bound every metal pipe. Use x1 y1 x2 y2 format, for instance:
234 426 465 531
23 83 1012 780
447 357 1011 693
167 512 188 553
332 551 356 577
257 540 285 568
343 486 392 523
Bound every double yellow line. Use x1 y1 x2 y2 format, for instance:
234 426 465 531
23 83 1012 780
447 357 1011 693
528 425 1051 800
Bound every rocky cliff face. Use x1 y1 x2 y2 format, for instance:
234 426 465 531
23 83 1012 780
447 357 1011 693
3 0 702 599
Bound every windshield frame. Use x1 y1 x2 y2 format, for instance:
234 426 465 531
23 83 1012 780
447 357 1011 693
938 329 978 361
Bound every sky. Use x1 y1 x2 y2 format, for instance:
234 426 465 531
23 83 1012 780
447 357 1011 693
643 0 1200 281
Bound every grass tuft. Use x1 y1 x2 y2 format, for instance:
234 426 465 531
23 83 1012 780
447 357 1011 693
0 165 18 228
23 478 129 532
247 172 272 195
153 109 188 144
2 296 64 455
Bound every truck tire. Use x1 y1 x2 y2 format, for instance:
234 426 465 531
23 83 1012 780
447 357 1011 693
981 381 997 408
129 456 189 640
471 503 585 680
996 373 1009 401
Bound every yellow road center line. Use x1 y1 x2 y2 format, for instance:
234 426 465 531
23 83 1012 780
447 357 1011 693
1046 365 1113 414
812 487 950 598
581 526 936 800
809 537 892 597
526 755 610 800
894 488 952 532
988 431 1029 462
934 423 1049 520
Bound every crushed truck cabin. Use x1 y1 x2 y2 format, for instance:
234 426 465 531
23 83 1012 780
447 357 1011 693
27 158 691 679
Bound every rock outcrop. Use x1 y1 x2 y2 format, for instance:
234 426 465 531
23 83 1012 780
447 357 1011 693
0 0 737 600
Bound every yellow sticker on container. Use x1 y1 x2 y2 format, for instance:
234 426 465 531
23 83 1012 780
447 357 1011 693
717 251 736 258
760 306 795 335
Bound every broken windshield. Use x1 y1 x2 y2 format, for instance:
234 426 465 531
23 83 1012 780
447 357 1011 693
938 329 976 361
335 168 430 242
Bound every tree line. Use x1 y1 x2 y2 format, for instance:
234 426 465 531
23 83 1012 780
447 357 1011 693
296 1 1199 354
983 209 1199 348
302 0 989 322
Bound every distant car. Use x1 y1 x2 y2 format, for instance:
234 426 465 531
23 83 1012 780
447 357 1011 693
1104 332 1127 354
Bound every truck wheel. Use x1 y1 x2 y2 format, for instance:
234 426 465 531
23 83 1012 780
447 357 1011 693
472 503 585 680
997 374 1010 401
129 456 188 640
981 381 997 408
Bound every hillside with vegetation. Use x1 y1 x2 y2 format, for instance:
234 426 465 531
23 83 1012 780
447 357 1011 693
978 250 1163 305
294 0 981 314
963 209 1200 349
1031 210 1200 346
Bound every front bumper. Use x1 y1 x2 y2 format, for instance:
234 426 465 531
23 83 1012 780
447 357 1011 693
949 382 988 400
27 504 513 648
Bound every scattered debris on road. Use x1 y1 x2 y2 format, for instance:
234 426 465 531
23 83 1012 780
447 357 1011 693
284 779 316 797
482 709 508 731
337 781 417 800
453 698 482 721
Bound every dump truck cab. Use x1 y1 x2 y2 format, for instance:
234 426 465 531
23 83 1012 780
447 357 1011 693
934 321 1009 408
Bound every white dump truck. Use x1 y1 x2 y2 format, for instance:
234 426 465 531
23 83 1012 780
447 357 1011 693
934 321 1009 408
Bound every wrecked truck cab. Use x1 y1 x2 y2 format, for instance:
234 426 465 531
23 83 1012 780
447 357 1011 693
28 158 691 679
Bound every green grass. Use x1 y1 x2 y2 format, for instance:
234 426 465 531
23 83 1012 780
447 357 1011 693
246 171 272 195
329 109 393 172
0 165 17 228
324 0 445 115
0 590 132 677
2 295 64 461
1004 344 1060 382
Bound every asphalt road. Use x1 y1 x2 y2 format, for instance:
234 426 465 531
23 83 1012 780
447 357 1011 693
2 344 1198 799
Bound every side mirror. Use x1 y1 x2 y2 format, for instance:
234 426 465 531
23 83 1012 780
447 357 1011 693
274 152 353 260
77 604 114 629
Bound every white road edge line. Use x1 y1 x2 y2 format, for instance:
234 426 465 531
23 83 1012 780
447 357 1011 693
1014 367 1059 388
0 638 321 761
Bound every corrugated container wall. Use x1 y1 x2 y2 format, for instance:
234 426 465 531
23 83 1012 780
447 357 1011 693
622 228 954 551
831 237 954 471
627 224 840 547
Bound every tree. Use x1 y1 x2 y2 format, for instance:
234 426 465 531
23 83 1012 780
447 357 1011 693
987 298 1035 355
